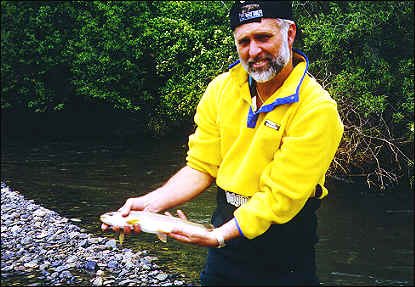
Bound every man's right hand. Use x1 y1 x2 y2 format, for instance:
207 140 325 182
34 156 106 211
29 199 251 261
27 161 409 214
101 197 147 234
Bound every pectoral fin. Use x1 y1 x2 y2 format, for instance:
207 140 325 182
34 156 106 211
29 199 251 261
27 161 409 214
157 232 167 243
204 223 215 231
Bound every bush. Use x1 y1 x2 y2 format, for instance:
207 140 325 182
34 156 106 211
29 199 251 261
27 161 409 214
295 1 414 189
1 1 413 189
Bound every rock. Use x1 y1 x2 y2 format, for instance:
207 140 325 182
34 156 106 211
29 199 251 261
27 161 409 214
156 273 169 282
85 260 98 271
68 231 79 239
36 231 48 239
148 270 159 276
118 269 128 277
174 280 185 286
1 183 191 286
107 260 118 269
1 265 14 272
39 263 49 271
20 214 31 220
10 225 19 234
124 261 136 270
33 209 47 217
70 218 82 222
21 237 32 245
24 261 38 269
92 276 103 286
55 265 68 273
66 255 78 264
79 239 89 248
105 239 117 249
119 279 136 286
140 258 151 265
60 270 73 279
88 238 100 244
51 260 62 267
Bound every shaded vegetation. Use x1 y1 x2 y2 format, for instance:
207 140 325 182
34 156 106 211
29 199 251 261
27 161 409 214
1 1 413 190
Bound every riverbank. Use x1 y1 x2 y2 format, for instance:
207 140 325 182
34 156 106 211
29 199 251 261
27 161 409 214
1 182 191 286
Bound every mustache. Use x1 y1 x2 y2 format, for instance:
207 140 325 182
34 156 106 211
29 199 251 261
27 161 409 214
247 56 272 67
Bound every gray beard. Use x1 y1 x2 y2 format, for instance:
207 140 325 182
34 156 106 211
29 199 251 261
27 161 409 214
240 39 290 83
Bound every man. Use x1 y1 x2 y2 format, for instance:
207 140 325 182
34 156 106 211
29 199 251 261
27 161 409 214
102 1 343 285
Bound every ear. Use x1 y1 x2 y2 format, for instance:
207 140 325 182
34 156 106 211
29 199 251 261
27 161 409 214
287 23 296 48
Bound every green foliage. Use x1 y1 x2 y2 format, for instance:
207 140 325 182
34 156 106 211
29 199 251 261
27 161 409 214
1 1 75 112
295 1 414 188
1 1 413 188
295 1 414 139
1 1 237 129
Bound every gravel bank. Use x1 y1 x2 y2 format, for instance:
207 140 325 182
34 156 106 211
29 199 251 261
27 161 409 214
1 182 190 286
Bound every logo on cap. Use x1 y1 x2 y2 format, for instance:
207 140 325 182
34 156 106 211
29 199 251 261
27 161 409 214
239 9 263 22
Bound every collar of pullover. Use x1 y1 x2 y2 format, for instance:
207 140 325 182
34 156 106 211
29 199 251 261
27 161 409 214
229 49 309 128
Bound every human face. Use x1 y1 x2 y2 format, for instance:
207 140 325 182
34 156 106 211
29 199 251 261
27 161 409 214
234 18 290 83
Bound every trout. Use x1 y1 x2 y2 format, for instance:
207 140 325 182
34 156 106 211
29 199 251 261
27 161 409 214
100 210 212 244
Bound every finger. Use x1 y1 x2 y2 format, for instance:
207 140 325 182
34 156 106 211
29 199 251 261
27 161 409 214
101 223 108 231
119 199 132 217
164 211 173 217
143 206 155 212
176 209 188 221
168 229 190 240
169 227 186 236
168 232 190 242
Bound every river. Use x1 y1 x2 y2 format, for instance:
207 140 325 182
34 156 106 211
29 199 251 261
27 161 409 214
1 135 413 285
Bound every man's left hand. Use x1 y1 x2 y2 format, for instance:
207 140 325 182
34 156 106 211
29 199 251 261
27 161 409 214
164 210 219 247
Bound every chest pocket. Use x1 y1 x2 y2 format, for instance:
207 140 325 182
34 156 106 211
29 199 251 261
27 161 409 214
255 118 284 161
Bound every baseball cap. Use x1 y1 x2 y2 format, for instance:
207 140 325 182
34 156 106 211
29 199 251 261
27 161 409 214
229 1 293 30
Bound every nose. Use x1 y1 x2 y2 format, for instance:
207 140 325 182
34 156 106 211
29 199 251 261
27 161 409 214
248 40 262 59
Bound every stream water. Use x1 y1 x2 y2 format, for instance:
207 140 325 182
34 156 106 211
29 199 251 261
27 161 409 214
1 135 413 285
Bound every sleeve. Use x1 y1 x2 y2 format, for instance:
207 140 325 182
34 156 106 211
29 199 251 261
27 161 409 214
186 75 225 178
234 99 344 239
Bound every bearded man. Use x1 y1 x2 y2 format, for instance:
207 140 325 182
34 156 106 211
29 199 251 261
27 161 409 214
103 1 344 285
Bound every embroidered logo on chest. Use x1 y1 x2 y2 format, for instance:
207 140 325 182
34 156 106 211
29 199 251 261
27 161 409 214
264 120 280 131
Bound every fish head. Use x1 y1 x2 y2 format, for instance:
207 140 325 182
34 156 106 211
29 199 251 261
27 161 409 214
100 211 127 227
100 211 116 221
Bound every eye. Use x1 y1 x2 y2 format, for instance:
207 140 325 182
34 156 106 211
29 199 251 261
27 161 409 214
256 34 271 42
238 38 250 46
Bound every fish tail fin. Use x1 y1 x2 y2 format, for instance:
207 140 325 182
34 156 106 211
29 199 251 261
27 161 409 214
157 232 167 243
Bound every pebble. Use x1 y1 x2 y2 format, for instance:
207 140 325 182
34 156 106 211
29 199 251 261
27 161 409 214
85 261 98 271
1 183 193 286
105 239 117 249
92 276 103 286
156 273 168 281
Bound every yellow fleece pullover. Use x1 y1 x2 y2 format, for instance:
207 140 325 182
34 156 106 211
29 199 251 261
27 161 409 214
186 51 344 239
